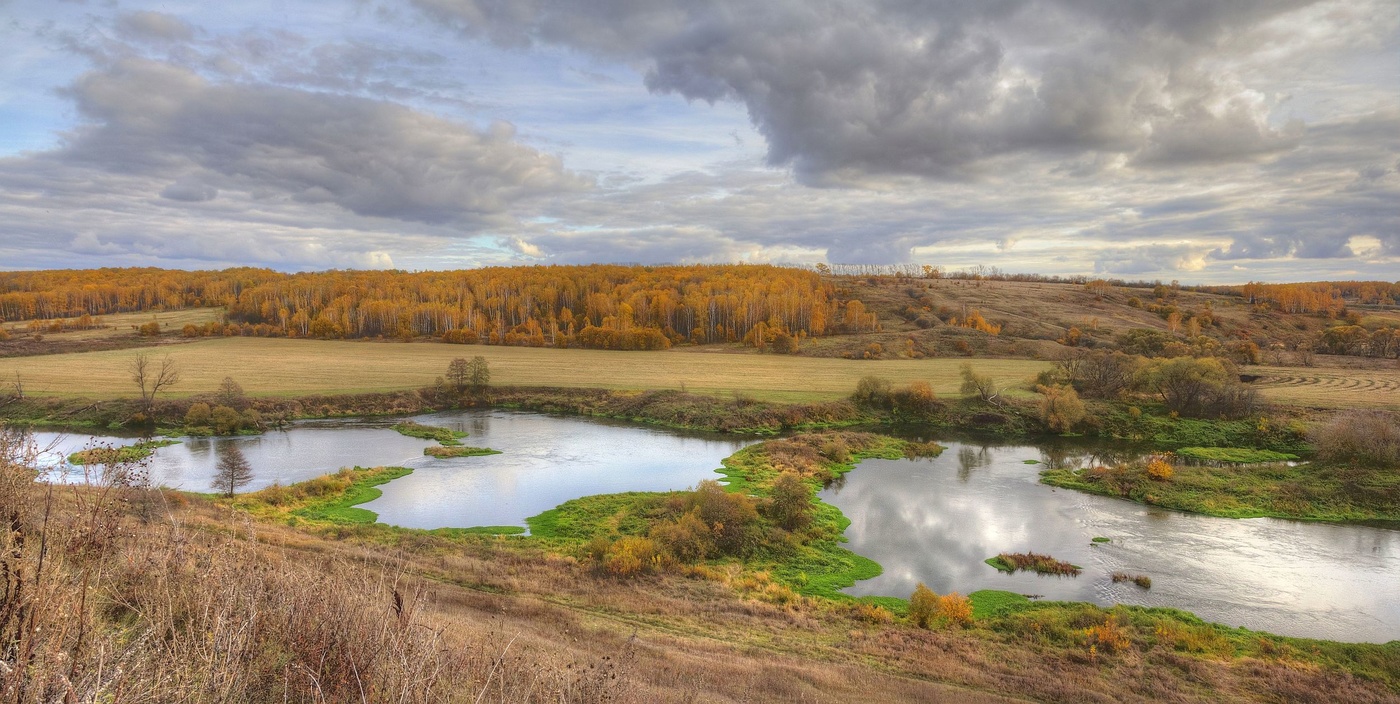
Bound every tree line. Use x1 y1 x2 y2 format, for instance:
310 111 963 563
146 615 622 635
2 265 863 351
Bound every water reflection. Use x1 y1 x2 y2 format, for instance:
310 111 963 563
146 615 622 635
360 410 751 530
33 422 434 492
821 440 1400 643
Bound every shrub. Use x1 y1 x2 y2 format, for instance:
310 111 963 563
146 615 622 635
241 408 263 430
184 402 212 427
935 593 974 628
908 583 938 629
1311 410 1400 467
852 602 894 625
766 472 813 531
890 380 938 415
1056 350 1143 398
1138 356 1258 419
137 321 162 336
852 376 892 407
1036 384 1085 432
1083 615 1132 654
819 438 850 463
959 364 999 404
679 480 761 556
649 509 714 562
211 405 243 435
1145 456 1174 481
604 537 660 576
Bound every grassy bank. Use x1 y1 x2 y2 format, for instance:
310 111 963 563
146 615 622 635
392 419 467 445
523 431 912 605
1041 460 1400 522
217 433 1400 700
425 445 501 458
67 438 179 465
233 465 413 525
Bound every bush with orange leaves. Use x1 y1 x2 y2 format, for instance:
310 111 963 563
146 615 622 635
1145 455 1175 481
935 593 974 628
603 536 663 576
1083 615 1132 654
907 583 973 629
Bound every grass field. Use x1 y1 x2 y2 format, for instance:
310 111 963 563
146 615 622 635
0 336 1051 402
1252 365 1400 409
1 307 225 340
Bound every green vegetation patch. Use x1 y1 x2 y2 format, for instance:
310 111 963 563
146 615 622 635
233 466 412 525
391 420 467 446
985 552 1081 576
1091 536 1111 543
968 589 1032 619
1176 446 1299 464
1041 459 1400 522
68 439 179 465
526 492 665 541
424 445 501 458
432 525 526 536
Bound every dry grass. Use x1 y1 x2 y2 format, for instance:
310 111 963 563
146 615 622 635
0 307 225 341
0 336 1051 403
1252 365 1400 409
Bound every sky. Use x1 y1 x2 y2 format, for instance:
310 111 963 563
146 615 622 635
0 0 1397 283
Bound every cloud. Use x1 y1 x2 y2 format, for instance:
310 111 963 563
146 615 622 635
114 11 196 43
1095 244 1211 275
57 57 589 224
159 177 218 202
410 0 1344 183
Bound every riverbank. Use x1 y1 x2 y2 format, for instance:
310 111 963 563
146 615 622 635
213 433 1400 698
16 422 1400 702
1041 459 1400 523
1 383 1319 450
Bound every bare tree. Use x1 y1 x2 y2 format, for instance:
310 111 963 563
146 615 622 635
212 444 254 497
215 376 246 409
130 354 181 415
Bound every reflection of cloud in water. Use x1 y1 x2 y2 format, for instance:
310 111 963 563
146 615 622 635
822 441 1400 643
359 410 753 531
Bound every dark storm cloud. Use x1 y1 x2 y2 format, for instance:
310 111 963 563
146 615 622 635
411 0 1324 183
56 57 588 224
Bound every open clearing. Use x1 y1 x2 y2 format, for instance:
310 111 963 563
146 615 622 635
1 307 225 340
1 337 1392 408
0 336 1051 402
1252 365 1400 409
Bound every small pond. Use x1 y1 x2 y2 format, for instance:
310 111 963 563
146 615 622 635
820 438 1400 643
32 410 751 530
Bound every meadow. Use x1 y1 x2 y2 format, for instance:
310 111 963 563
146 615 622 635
0 336 1051 402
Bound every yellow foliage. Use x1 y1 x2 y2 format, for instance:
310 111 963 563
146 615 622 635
935 593 973 628
1145 456 1174 481
1083 615 1132 654
908 583 938 628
